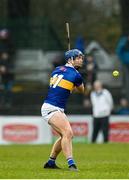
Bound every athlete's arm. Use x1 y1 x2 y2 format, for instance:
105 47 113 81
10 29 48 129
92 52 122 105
75 83 85 93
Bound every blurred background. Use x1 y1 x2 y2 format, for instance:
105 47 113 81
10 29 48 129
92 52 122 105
0 0 129 115
1 2 129 179
0 0 129 144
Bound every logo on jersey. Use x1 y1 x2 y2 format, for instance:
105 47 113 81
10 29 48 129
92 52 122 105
60 66 67 72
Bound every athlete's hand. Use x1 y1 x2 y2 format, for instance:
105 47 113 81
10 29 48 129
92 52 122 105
74 84 84 94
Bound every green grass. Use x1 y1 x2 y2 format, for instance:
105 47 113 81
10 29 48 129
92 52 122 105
0 143 129 179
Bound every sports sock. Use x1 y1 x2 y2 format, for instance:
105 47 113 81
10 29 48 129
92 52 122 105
67 157 76 167
47 157 56 166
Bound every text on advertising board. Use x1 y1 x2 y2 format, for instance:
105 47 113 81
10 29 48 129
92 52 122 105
2 124 38 143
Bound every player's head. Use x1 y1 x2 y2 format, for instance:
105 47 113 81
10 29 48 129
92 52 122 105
65 49 84 69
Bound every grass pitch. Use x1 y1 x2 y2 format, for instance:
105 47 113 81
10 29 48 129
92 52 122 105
0 143 129 179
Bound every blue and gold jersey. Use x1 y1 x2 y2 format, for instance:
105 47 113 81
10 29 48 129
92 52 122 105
44 65 83 109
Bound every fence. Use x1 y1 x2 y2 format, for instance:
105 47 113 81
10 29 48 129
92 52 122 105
0 115 129 144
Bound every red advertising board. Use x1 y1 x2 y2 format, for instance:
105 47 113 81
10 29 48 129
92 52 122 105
109 122 129 143
2 124 38 143
70 122 88 136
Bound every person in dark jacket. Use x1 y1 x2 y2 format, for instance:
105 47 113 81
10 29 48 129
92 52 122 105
116 36 129 101
116 36 129 67
116 98 129 115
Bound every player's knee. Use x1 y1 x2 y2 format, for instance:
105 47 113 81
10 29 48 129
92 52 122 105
64 129 73 139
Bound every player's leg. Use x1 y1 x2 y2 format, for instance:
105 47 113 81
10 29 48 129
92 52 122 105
101 116 109 142
44 136 62 169
50 137 62 159
49 112 73 157
92 117 101 142
44 123 62 169
41 105 63 169
49 111 77 170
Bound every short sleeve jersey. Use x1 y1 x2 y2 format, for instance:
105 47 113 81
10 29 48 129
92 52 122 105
44 65 83 109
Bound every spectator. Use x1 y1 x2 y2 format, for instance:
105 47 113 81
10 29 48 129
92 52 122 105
116 98 129 115
74 35 85 53
116 36 129 68
0 28 15 108
90 80 113 143
85 54 98 94
116 36 129 101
